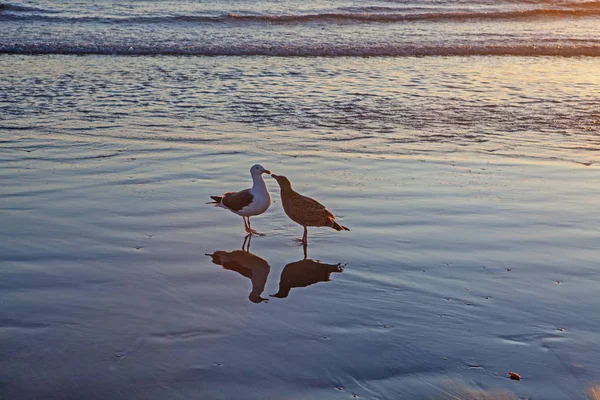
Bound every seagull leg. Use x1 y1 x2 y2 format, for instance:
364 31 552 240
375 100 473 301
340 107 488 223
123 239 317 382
293 226 308 245
247 217 265 236
243 217 252 234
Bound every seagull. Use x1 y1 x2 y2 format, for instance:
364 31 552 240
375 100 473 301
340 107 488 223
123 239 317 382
271 174 349 244
209 164 272 235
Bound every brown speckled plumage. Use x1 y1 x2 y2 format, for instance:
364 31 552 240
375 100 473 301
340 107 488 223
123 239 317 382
271 174 349 243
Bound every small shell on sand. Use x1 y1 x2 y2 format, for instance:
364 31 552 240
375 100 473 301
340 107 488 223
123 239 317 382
508 372 521 381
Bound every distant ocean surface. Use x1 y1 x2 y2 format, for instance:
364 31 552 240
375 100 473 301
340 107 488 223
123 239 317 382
1 0 600 56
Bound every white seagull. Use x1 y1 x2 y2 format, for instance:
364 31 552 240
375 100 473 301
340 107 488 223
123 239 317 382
209 164 272 235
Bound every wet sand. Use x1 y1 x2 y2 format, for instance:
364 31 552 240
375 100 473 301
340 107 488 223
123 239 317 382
2 54 600 399
2 144 599 399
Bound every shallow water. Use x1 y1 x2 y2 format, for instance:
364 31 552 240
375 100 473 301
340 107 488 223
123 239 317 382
1 54 600 399
2 56 599 165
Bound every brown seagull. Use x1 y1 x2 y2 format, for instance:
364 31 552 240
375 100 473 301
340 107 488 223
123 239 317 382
271 174 349 244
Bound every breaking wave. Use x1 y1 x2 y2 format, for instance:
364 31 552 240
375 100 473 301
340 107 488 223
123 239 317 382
0 2 56 13
226 7 600 22
2 3 600 24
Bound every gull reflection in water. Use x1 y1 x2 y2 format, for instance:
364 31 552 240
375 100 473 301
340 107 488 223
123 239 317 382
206 235 270 303
271 257 344 299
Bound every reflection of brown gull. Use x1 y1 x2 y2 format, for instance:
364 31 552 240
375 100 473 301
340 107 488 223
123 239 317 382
206 236 270 303
271 174 349 244
271 259 344 299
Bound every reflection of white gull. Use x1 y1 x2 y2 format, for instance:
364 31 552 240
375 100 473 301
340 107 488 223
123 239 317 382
208 164 272 235
206 247 271 303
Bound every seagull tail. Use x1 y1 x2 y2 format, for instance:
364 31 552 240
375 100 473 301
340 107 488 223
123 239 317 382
331 220 350 232
206 196 222 205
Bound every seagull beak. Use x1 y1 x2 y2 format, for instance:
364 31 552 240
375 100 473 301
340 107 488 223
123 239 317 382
270 174 277 178
263 170 271 175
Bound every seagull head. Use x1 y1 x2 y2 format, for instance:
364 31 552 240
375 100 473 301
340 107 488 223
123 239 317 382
251 164 271 175
270 174 292 189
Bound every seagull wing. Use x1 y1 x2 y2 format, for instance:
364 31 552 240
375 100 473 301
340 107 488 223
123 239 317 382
222 189 254 212
298 194 335 219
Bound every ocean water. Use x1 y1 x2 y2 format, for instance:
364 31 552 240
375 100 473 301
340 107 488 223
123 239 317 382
1 1 600 400
1 0 600 56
